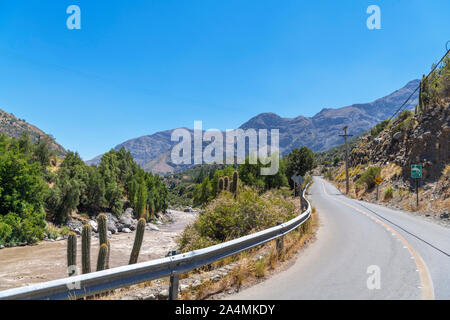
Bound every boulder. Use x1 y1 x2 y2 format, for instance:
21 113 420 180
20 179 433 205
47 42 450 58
393 131 404 141
119 208 137 229
104 213 118 234
146 224 160 231
158 289 169 300
122 228 132 233
89 220 98 233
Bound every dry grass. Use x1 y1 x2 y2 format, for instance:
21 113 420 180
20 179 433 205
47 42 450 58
443 165 450 177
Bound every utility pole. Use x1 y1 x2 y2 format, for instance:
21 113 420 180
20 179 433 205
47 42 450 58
339 126 353 194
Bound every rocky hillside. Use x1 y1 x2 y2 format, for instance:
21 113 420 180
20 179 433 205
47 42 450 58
349 103 449 182
88 80 419 174
0 109 66 156
322 57 449 221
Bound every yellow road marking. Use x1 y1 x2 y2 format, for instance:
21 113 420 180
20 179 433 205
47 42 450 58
321 182 434 300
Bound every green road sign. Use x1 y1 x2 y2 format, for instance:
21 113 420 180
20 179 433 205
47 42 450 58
411 164 422 178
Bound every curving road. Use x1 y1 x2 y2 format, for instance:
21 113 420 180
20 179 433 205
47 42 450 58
229 177 450 300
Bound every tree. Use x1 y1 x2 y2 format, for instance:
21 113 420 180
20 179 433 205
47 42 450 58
285 147 317 188
0 134 48 244
238 154 288 191
193 177 213 206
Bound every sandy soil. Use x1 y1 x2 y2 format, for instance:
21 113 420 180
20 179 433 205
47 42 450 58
0 210 196 291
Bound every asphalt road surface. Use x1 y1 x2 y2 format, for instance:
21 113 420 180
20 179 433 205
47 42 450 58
229 176 450 300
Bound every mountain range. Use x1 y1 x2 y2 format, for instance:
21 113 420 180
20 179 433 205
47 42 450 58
87 79 420 174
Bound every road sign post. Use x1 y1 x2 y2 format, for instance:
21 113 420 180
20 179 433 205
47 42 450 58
291 175 304 210
374 176 382 201
411 164 422 209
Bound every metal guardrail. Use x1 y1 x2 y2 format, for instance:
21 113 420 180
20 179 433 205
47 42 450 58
0 183 312 300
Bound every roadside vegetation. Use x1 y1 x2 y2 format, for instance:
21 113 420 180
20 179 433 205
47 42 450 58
179 186 297 252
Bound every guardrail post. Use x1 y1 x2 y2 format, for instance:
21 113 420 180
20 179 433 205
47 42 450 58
276 222 284 257
168 250 179 300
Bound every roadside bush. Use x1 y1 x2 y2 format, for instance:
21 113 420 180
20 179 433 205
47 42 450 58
178 186 296 252
391 110 414 137
370 120 390 138
383 186 394 201
357 166 381 189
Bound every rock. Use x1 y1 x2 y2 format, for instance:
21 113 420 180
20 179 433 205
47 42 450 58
146 224 160 231
122 228 132 233
106 218 118 234
66 218 84 233
144 294 156 300
179 284 188 291
210 274 221 282
191 280 202 288
89 220 98 232
393 131 404 141
0 245 4 249
158 289 169 300
119 208 136 229
107 231 112 238
440 212 449 219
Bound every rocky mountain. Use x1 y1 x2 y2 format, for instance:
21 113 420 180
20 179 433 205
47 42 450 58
88 80 420 174
0 109 66 156
349 97 449 183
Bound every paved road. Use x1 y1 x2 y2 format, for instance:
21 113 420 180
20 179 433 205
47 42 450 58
229 177 450 300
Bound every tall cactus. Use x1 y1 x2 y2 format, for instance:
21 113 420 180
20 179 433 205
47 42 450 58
105 240 111 269
223 176 229 191
231 170 239 198
81 224 91 274
217 177 224 193
96 243 108 271
67 232 77 276
129 218 146 265
97 213 107 245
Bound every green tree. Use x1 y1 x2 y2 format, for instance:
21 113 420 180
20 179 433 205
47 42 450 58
0 134 48 244
193 177 213 206
285 147 317 188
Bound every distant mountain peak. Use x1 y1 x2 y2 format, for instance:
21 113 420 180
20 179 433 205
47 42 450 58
88 79 420 174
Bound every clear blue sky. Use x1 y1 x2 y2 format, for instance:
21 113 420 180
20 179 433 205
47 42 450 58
0 1 449 160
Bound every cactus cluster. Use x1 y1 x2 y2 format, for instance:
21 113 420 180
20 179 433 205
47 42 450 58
82 224 91 274
96 243 108 271
231 170 239 198
67 232 77 276
217 171 240 197
217 177 224 193
66 212 148 278
223 176 229 191
129 218 146 264
97 213 108 246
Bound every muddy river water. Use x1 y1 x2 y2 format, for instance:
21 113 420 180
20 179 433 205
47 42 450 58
0 210 196 290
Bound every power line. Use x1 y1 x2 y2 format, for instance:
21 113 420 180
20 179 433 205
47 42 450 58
388 45 450 121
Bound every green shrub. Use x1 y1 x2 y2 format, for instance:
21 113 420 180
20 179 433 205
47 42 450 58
178 186 296 252
357 167 381 189
370 120 390 138
391 110 414 137
384 186 394 200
